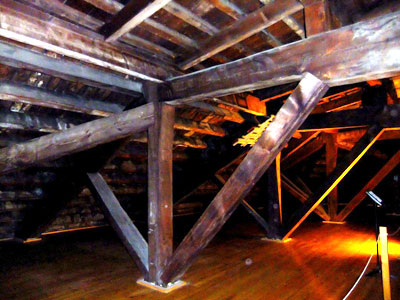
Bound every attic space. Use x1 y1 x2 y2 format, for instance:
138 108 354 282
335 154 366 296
0 0 400 299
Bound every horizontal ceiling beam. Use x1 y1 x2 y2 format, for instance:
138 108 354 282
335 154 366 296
166 12 400 104
179 0 303 70
0 81 225 137
0 81 123 117
0 42 143 95
0 0 168 81
0 103 155 175
102 0 173 42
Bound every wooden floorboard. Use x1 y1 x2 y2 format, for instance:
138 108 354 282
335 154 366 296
1 222 399 299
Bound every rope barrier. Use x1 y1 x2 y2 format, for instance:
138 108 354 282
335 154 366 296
342 235 380 300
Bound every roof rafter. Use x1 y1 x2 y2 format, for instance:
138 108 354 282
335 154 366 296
101 0 173 42
179 0 303 70
167 11 400 103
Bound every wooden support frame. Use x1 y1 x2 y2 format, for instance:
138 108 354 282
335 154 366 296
167 12 400 103
159 73 328 284
283 125 384 240
179 0 303 70
281 174 329 220
265 154 283 239
336 150 400 221
303 0 332 37
0 42 142 95
0 103 154 175
209 0 283 47
282 136 325 170
87 172 149 277
0 1 168 81
102 0 173 42
215 173 274 238
324 132 339 219
145 83 175 286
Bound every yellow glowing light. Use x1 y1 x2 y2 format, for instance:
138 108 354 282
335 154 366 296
234 115 275 147
41 225 106 235
283 129 384 240
322 221 346 225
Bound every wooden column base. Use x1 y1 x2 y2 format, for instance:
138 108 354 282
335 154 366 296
261 237 292 243
136 279 187 293
322 221 346 225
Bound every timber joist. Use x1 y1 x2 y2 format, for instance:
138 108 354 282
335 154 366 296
0 0 400 292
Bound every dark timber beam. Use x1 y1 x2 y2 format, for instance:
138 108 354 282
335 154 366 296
215 174 273 237
0 104 154 175
282 136 325 170
0 109 81 133
101 0 173 42
324 132 339 219
303 0 332 37
265 154 283 239
166 12 400 103
145 83 175 285
281 174 329 220
207 0 283 47
336 150 400 221
164 2 254 57
20 0 177 67
283 125 384 240
179 0 303 70
0 81 225 137
160 73 328 284
0 0 168 81
87 172 149 276
0 42 142 95
299 106 383 131
0 81 123 117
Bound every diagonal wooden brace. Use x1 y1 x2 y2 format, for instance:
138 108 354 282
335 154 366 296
160 73 329 284
87 172 149 277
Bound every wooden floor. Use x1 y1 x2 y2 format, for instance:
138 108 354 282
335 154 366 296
1 222 400 300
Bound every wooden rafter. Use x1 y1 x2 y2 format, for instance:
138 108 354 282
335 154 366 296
160 73 328 284
215 174 274 238
101 0 173 42
0 104 155 175
283 126 384 240
282 136 325 170
0 80 226 138
281 174 329 220
0 81 124 117
82 0 228 67
209 0 283 47
0 0 169 81
0 42 142 95
179 0 303 70
335 150 400 221
22 0 178 64
164 2 254 57
167 12 400 103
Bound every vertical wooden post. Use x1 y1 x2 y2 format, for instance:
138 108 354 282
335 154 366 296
325 132 338 219
146 83 175 286
161 73 328 284
380 226 391 300
276 153 283 224
266 154 283 239
304 0 332 37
